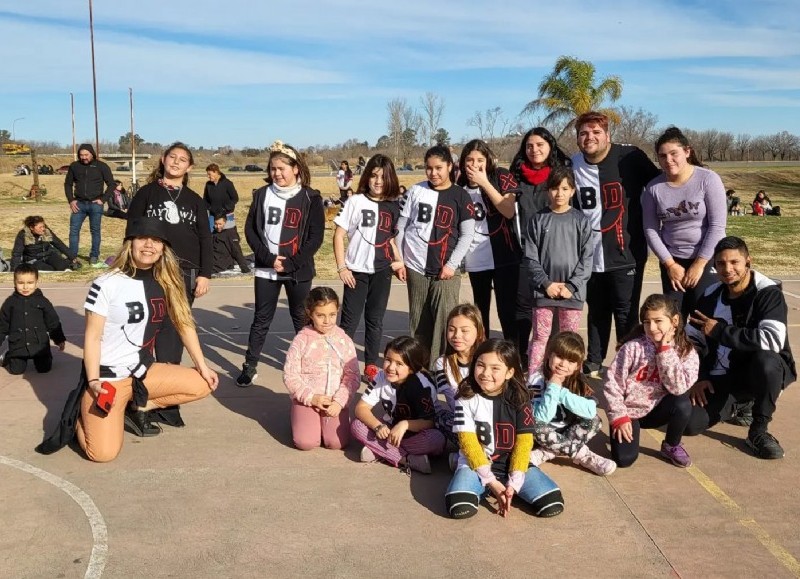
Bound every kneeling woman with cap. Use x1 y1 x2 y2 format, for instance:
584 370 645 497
36 217 218 462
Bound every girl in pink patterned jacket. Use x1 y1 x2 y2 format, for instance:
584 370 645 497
603 294 699 469
283 287 361 450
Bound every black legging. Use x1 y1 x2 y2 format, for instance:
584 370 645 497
468 262 519 340
685 350 788 438
658 257 717 321
31 253 72 272
611 393 692 468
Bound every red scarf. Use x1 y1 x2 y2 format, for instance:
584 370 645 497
519 163 550 186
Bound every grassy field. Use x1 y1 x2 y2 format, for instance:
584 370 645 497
1 165 798 282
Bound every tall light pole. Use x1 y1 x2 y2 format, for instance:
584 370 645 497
12 117 24 141
89 0 100 156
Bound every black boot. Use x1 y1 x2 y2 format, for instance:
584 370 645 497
124 407 162 437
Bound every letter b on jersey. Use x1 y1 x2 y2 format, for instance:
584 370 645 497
267 207 282 225
125 301 145 324
361 209 375 228
417 203 432 223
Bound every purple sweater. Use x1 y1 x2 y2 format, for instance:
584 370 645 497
642 166 727 262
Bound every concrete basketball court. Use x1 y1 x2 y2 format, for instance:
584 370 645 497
1 276 799 578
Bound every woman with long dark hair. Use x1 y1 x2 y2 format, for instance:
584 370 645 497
509 127 571 365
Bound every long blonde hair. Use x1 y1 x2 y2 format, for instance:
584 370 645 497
108 240 195 333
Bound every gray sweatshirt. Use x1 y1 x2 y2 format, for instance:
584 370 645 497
523 207 593 309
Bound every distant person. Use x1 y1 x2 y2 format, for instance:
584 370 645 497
752 190 780 216
11 215 80 271
336 160 353 204
64 143 115 267
642 127 727 320
0 263 66 375
726 189 742 216
211 213 251 275
204 163 239 231
356 155 367 175
105 180 130 220
571 112 660 377
685 236 796 460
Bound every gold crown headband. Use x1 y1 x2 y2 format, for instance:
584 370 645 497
268 140 297 161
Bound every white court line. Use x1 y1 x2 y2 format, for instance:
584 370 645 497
0 456 108 579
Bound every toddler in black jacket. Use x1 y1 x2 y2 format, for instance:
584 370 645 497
0 264 66 374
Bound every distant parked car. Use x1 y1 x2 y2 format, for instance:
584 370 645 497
244 164 264 172
228 166 243 172
56 165 70 175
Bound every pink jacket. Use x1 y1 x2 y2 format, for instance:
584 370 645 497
283 325 361 407
603 335 699 429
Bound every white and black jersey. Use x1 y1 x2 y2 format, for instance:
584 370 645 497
464 168 521 272
84 269 166 381
256 188 311 281
361 370 437 427
571 144 659 273
399 182 474 276
333 194 400 273
433 356 469 412
453 389 535 471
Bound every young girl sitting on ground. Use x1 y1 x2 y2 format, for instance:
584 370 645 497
528 332 616 476
351 336 446 473
603 294 699 468
446 339 564 519
433 304 486 452
283 287 361 451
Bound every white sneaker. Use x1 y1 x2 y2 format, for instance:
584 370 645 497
530 447 556 467
360 446 376 462
573 445 616 476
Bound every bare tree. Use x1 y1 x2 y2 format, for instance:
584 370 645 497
610 106 659 151
749 136 769 161
386 98 422 163
717 131 734 161
773 130 800 160
467 107 510 143
420 92 446 146
734 133 752 161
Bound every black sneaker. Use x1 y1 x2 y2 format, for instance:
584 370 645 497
124 408 162 437
746 431 784 459
726 400 754 427
236 364 258 387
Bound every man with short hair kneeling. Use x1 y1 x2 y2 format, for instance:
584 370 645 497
685 236 796 459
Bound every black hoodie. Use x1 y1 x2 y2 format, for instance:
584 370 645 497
63 144 116 203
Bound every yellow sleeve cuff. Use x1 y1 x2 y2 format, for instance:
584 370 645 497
457 432 490 470
509 432 533 473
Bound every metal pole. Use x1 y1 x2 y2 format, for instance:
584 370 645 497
70 93 76 158
12 117 24 141
89 0 100 156
130 87 136 187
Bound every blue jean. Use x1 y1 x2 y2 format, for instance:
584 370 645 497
445 464 564 519
69 200 104 259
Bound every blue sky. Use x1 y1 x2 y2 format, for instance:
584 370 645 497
2 0 799 149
